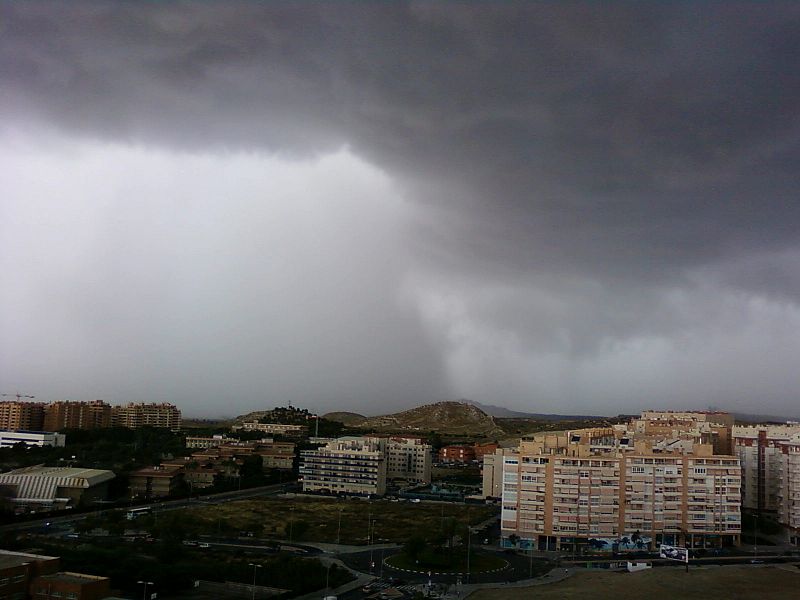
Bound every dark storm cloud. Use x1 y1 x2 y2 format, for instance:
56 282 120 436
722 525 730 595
2 2 800 415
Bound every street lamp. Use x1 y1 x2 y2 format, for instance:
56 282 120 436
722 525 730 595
288 507 295 543
248 563 262 600
336 506 344 545
137 580 154 600
753 513 759 559
368 519 377 573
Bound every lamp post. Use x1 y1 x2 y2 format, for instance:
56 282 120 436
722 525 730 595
336 506 344 545
753 513 759 559
248 563 261 600
368 519 377 573
288 507 295 543
137 580 153 600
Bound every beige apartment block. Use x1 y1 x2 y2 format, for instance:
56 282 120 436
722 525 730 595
300 436 387 496
0 401 45 431
43 400 112 431
777 434 800 545
501 425 741 552
112 402 182 430
733 424 800 512
482 447 516 499
386 436 432 483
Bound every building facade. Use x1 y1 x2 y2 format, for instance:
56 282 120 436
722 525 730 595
231 422 307 437
500 425 741 552
0 430 66 449
43 400 112 431
128 465 185 499
0 401 45 431
733 424 800 512
438 445 476 463
112 402 182 430
778 434 800 545
300 437 387 496
386 437 432 483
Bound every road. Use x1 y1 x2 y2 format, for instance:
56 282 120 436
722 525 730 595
0 481 292 533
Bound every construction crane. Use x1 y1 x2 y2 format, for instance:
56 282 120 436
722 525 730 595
1 393 35 401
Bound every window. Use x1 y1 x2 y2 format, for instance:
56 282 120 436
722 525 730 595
632 466 645 474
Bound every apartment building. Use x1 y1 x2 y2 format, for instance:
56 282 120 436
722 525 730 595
0 401 45 431
112 402 182 431
482 447 516 500
0 430 66 449
500 426 741 552
43 400 112 431
733 424 800 512
386 436 432 483
777 434 800 545
128 465 185 499
635 410 734 455
300 436 387 496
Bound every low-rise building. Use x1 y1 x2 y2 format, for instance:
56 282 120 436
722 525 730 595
438 445 476 463
0 430 66 449
185 434 232 449
0 466 115 512
231 422 307 437
0 550 111 600
128 465 184 499
30 572 112 600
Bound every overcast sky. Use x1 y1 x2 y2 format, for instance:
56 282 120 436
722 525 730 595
2 3 799 418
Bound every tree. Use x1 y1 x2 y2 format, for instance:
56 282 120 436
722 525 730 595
403 535 427 562
508 534 520 547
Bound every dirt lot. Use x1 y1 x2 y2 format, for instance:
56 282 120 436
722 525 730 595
469 565 800 600
186 496 496 544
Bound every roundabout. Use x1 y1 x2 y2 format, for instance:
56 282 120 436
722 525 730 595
383 550 509 576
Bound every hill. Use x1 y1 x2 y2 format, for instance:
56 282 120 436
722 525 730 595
356 401 504 437
322 411 368 426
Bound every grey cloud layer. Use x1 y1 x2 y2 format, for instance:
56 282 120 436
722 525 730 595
1 3 799 415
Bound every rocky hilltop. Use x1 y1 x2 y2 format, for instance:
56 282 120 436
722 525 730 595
340 401 503 436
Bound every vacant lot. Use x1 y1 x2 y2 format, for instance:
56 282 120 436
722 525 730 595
186 496 497 544
470 565 800 600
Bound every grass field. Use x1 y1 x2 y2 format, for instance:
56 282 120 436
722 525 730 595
186 496 497 544
469 565 800 600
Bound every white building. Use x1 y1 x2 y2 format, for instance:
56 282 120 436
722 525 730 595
0 430 66 449
300 436 387 496
0 466 114 511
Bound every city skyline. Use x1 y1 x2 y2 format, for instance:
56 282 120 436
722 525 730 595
2 3 799 417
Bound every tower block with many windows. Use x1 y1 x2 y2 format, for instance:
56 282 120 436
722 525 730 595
499 419 741 552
